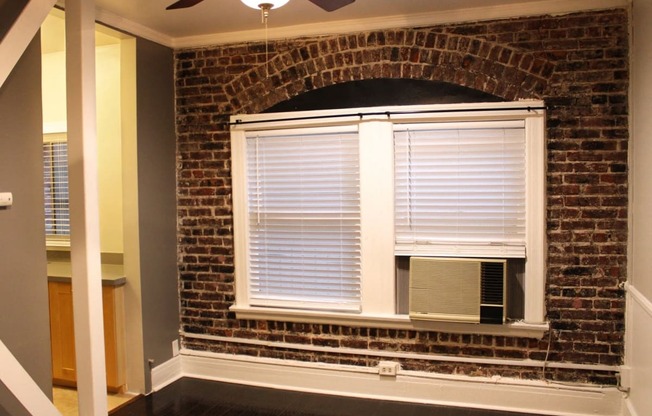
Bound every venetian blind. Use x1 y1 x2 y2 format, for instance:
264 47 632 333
394 121 526 257
43 137 70 238
246 128 361 311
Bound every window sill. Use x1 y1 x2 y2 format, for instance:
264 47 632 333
230 305 549 339
46 240 70 251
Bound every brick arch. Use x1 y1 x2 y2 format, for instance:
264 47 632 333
224 29 556 114
265 78 505 113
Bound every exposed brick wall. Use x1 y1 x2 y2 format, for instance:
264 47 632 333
175 9 629 385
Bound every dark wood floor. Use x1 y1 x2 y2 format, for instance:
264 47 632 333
110 377 547 416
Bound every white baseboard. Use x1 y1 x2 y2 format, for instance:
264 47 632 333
623 285 652 416
151 349 623 416
150 354 182 392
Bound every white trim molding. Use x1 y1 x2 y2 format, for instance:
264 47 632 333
231 305 550 338
622 283 652 416
150 354 183 392
152 349 624 416
170 0 628 48
628 283 652 318
181 331 618 373
94 7 174 48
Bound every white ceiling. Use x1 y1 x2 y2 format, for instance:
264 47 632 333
54 0 626 48
94 0 539 37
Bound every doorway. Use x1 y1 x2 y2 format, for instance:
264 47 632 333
40 8 144 411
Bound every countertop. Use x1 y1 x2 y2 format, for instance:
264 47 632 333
47 262 126 287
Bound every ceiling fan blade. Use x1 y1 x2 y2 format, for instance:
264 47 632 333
308 0 355 12
166 0 205 10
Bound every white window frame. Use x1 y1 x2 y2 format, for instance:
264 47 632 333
230 101 548 338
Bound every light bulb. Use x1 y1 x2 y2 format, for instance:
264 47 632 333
241 0 289 10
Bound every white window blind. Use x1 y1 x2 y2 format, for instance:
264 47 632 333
394 121 526 257
246 129 361 311
43 136 70 238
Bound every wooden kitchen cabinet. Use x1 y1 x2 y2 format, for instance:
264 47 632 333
48 280 126 393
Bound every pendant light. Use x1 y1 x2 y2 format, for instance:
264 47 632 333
241 0 289 23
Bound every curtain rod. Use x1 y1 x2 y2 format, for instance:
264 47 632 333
229 105 548 127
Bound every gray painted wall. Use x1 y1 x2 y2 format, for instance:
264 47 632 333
135 38 179 392
0 36 52 415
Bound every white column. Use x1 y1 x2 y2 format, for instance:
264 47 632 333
120 37 147 394
359 119 396 314
524 114 547 324
65 0 108 414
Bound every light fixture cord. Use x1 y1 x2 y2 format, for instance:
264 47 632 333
265 16 269 78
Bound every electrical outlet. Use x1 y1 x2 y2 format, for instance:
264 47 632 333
378 361 399 377
172 339 180 356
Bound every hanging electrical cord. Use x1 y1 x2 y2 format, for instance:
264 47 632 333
265 15 270 78
541 328 554 380
246 2 276 79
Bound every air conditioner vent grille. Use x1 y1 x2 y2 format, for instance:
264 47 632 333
481 262 505 305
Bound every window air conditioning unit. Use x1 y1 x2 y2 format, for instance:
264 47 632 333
409 257 506 324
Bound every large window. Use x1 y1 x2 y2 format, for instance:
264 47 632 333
231 102 547 334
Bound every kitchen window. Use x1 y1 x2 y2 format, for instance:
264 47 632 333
43 133 70 244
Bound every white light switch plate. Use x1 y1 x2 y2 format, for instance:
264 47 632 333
0 192 12 207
